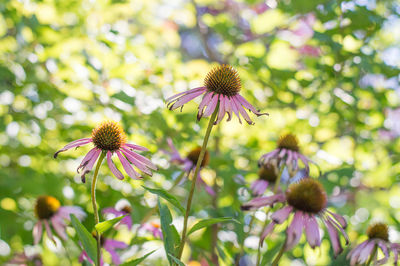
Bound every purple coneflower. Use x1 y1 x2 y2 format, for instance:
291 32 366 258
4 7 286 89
54 121 157 182
32 196 86 245
259 133 314 176
166 64 268 125
103 200 133 230
7 251 42 266
79 233 128 265
250 163 279 196
141 221 163 239
166 138 215 195
347 223 400 265
242 178 348 256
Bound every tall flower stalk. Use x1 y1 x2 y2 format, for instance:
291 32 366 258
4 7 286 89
177 105 219 259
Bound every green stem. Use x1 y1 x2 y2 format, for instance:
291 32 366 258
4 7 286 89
91 151 106 266
365 245 378 266
273 166 284 194
176 106 219 260
256 208 270 266
272 238 287 266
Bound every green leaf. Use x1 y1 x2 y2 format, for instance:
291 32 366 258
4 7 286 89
121 250 156 266
95 214 128 234
188 217 238 236
167 253 185 266
158 197 180 265
70 214 97 262
143 186 185 214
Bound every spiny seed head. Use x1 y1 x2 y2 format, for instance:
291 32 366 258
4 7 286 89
35 196 61 219
277 133 300 152
286 179 327 213
204 64 241 96
92 121 127 151
367 223 389 241
258 163 278 183
187 147 209 167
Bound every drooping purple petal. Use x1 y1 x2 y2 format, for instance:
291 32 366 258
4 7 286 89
223 95 233 121
358 240 376 264
33 221 43 245
215 94 226 124
250 179 269 196
241 194 286 211
167 88 206 110
121 149 153 176
121 147 157 170
51 216 67 240
198 92 213 119
77 147 98 173
124 143 149 151
376 240 389 265
166 86 206 102
228 96 242 124
327 210 347 229
80 148 101 183
260 222 276 244
347 240 369 266
232 95 254 125
107 151 124 180
202 94 219 118
54 138 93 158
271 206 293 224
57 206 86 221
166 138 185 164
235 94 268 116
116 151 141 179
44 220 55 243
285 211 304 250
325 217 343 257
304 214 320 248
326 215 349 244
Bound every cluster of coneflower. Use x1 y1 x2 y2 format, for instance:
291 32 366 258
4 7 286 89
10 65 400 265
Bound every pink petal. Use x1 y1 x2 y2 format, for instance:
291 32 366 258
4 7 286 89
358 240 376 264
51 216 67 240
202 94 219 118
241 194 286 211
77 148 98 173
325 218 343 257
168 89 205 110
54 138 92 158
80 148 101 183
121 147 157 170
165 87 206 102
124 143 149 151
44 220 55 244
121 149 153 176
104 239 128 249
260 222 276 245
304 214 320 248
223 95 233 121
228 96 242 124
57 206 86 221
285 211 304 250
347 240 369 266
197 92 213 119
327 210 347 229
107 151 124 180
215 94 226 124
271 206 293 224
326 215 349 244
116 151 141 179
250 179 269 196
231 95 254 125
376 240 389 265
235 94 268 116
33 221 43 245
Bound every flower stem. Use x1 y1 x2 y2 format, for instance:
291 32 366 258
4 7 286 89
91 151 106 266
256 208 270 266
366 245 378 266
177 106 219 260
272 238 287 266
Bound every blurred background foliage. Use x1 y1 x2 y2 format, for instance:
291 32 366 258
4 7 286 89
0 0 400 265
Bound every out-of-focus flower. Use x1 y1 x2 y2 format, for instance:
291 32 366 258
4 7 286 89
141 221 163 239
250 163 279 196
166 65 268 125
259 133 315 176
242 179 348 256
297 45 321 57
79 233 128 265
54 121 157 182
6 251 42 266
380 108 400 140
165 138 215 195
103 199 133 230
347 223 400 265
33 196 86 245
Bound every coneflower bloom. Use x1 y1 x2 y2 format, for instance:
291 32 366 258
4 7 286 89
79 233 128 265
165 138 214 195
103 200 133 230
250 163 279 196
166 64 268 125
259 133 314 176
54 121 157 182
347 223 400 265
33 196 86 244
242 178 348 256
141 221 163 239
7 251 42 266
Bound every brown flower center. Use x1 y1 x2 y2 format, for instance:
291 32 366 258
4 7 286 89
186 147 209 167
204 65 241 97
277 133 300 152
92 121 127 151
35 196 61 219
286 179 327 213
121 205 132 214
367 223 389 241
258 163 278 183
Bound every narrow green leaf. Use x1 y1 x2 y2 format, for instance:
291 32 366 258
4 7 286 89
143 186 185 214
70 214 97 262
158 197 180 265
167 253 185 266
95 214 127 234
120 250 155 266
188 217 239 236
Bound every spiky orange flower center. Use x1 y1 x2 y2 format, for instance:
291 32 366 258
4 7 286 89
258 163 278 183
204 65 241 96
286 179 327 213
277 133 300 152
35 196 61 219
187 147 209 167
150 222 160 229
367 223 389 241
92 121 127 151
